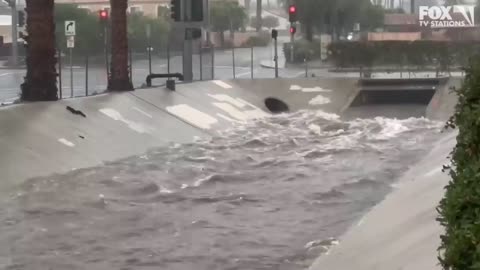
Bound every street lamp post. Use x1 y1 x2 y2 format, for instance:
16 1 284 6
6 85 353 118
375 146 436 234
4 0 19 67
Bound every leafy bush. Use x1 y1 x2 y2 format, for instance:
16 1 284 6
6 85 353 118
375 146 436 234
242 32 270 47
249 15 279 29
437 56 480 269
283 39 321 63
328 41 480 69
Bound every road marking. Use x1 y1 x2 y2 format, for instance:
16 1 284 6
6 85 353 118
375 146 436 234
216 113 244 123
236 71 252 78
212 80 232 89
166 104 218 130
133 107 153 118
309 95 331 105
213 102 248 120
100 108 150 134
58 138 75 147
0 72 20 77
208 94 246 108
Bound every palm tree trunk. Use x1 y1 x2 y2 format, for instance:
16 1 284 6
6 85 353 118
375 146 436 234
21 0 58 101
256 0 262 32
108 0 133 91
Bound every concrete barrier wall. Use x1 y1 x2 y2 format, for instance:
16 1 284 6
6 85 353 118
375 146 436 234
0 78 358 192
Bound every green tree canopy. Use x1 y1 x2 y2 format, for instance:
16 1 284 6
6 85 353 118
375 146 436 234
249 15 279 29
127 13 170 52
210 1 247 33
284 0 385 41
54 4 170 55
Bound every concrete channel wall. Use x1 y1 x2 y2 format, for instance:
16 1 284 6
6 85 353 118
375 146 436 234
0 77 461 269
309 77 463 270
0 78 359 191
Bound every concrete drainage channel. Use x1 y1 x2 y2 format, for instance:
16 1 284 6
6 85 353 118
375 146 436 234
0 77 462 270
342 77 451 119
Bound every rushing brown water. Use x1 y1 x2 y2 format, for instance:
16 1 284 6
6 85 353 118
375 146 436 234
0 110 443 270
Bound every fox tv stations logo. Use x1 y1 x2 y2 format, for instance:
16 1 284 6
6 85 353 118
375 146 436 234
419 5 475 28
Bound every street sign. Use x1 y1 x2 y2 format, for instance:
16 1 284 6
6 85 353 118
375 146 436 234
67 36 75 48
65 21 76 36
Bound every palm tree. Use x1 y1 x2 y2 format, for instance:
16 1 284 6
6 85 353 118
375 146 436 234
21 0 58 101
108 0 133 91
256 0 262 32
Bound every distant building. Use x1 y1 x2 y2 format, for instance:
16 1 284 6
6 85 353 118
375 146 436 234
384 14 419 32
54 0 169 17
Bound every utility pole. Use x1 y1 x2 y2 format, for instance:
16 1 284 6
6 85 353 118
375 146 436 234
4 0 18 67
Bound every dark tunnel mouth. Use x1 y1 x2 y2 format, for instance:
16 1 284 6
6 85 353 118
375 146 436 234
264 98 290 114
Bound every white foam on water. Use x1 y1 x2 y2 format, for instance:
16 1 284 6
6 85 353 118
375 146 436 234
315 110 341 121
308 124 321 134
160 187 174 194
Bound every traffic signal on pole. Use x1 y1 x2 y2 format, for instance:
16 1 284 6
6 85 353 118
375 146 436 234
290 26 296 35
191 0 204 21
99 9 109 22
271 29 278 40
171 0 181 21
288 5 297 22
18 11 25 27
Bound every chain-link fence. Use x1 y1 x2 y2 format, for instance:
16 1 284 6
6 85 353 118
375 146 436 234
0 40 298 105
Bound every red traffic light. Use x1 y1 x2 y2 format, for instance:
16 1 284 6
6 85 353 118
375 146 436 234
288 5 297 22
289 5 296 14
99 10 109 19
290 26 296 34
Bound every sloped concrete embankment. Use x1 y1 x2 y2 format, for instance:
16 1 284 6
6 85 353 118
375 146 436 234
0 78 358 191
309 77 463 270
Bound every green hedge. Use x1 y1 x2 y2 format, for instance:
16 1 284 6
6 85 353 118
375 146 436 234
242 32 271 47
437 56 480 269
328 41 480 69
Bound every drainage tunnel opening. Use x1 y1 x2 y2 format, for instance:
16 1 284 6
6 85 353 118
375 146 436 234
264 98 290 114
350 89 436 107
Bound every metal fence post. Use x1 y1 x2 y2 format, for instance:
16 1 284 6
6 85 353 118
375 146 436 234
85 54 89 96
211 45 215 79
70 48 74 98
232 45 236 79
129 48 133 83
58 48 63 99
167 42 171 74
199 42 203 81
304 58 308 78
251 46 254 79
148 46 152 75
